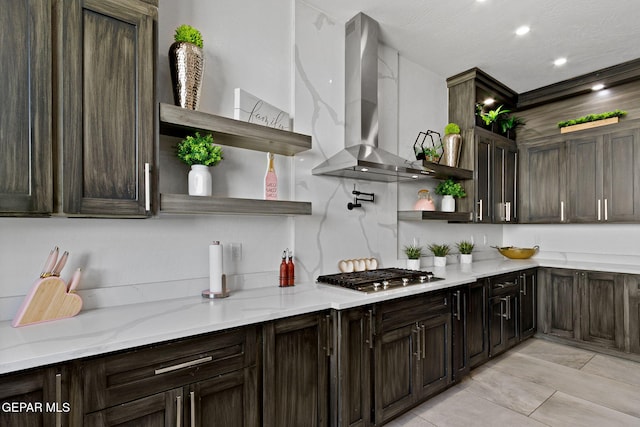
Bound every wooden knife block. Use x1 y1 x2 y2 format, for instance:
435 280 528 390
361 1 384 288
12 277 83 327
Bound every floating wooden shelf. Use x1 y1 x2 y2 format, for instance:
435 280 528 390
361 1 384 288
422 161 473 180
560 117 619 134
398 210 473 223
160 194 312 216
159 103 312 156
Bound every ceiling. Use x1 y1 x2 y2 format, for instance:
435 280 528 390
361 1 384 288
302 0 640 93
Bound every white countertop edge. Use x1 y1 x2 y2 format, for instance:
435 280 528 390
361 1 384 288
2 257 638 375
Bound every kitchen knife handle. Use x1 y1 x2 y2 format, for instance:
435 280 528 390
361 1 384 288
176 395 182 427
144 162 151 212
190 391 195 427
51 251 69 276
55 373 62 427
154 356 213 375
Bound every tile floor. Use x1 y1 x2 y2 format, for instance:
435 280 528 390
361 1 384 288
387 338 640 427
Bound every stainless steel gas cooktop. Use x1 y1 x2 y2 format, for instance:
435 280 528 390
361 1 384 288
316 268 444 293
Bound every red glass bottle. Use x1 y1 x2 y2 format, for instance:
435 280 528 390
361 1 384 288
287 250 295 286
279 251 288 287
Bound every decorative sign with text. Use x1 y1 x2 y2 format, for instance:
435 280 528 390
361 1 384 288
233 88 291 131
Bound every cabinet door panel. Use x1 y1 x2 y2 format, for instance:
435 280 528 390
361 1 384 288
418 314 452 399
263 313 329 427
581 272 624 349
451 288 469 380
550 272 579 339
520 141 566 223
84 389 180 427
190 369 257 427
468 281 489 368
476 134 491 223
628 275 640 354
62 0 155 216
374 323 415 424
568 136 601 222
0 0 52 214
519 270 537 339
603 129 640 221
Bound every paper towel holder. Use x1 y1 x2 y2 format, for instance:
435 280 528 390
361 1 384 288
202 274 230 299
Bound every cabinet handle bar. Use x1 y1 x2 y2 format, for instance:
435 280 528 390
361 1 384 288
154 356 213 375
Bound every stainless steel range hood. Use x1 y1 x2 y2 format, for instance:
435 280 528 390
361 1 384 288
312 12 430 182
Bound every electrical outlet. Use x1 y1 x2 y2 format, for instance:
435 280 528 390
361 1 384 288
230 243 242 261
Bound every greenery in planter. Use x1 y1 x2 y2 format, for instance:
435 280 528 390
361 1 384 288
176 132 223 166
435 178 467 198
557 110 627 128
499 115 526 135
479 105 510 127
427 243 451 257
174 24 204 48
403 244 423 259
423 144 442 161
444 123 460 135
456 241 475 254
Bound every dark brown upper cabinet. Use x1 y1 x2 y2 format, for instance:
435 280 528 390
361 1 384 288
0 0 53 215
61 0 157 217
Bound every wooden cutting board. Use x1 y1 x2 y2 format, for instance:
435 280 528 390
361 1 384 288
12 277 83 327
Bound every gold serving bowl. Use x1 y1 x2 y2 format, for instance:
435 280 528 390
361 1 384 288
493 245 539 259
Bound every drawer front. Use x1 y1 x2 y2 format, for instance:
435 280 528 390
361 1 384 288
81 326 257 413
489 272 520 296
379 291 449 331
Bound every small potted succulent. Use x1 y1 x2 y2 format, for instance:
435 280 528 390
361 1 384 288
456 240 475 264
435 178 467 212
428 243 450 267
169 24 205 110
499 115 525 140
442 123 462 167
403 243 423 270
176 132 223 196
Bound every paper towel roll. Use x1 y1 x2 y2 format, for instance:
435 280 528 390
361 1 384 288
209 241 223 294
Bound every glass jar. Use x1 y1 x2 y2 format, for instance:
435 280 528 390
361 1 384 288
413 189 435 211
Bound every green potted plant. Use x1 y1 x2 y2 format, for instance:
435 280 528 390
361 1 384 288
403 243 423 270
176 132 223 196
428 243 450 267
422 144 442 163
456 240 475 264
479 105 510 132
442 123 462 167
499 115 525 140
435 178 466 212
169 24 205 110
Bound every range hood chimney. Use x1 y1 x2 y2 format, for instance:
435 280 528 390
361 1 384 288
312 12 429 182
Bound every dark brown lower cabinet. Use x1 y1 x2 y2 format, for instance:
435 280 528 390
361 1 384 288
334 307 373 427
467 280 489 368
580 271 625 350
488 274 519 357
519 269 537 339
262 312 330 427
539 268 581 339
451 286 469 381
628 275 640 354
373 292 451 425
84 389 180 426
0 366 68 427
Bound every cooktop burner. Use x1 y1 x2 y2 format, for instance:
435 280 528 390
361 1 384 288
317 268 444 293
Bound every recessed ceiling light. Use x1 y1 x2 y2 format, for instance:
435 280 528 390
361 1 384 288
515 26 530 36
483 98 495 106
592 83 605 91
554 57 567 66
476 0 487 2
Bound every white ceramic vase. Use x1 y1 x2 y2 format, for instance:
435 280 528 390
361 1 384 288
406 259 421 270
434 256 447 267
441 195 455 212
188 164 212 196
460 254 473 264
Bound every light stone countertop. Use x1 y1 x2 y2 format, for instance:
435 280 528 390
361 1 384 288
1 257 637 375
